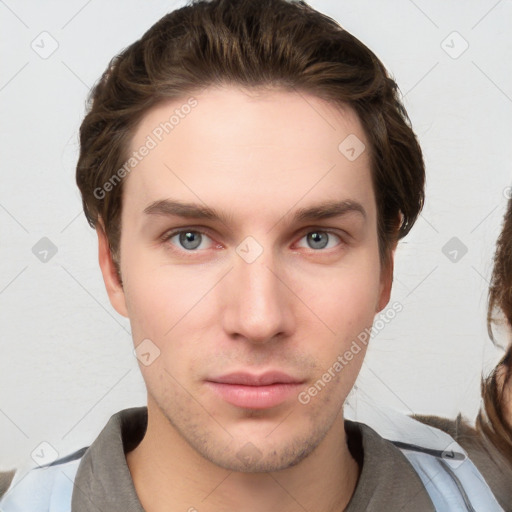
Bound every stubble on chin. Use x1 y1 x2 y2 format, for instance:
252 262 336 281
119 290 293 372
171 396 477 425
150 376 346 473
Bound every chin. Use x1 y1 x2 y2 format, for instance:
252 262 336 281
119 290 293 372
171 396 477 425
199 437 319 473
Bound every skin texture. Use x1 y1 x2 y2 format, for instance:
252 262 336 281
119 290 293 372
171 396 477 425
97 86 394 512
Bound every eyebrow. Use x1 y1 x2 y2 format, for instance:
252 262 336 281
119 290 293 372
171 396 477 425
143 198 366 225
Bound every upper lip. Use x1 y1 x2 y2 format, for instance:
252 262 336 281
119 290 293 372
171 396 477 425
207 371 303 386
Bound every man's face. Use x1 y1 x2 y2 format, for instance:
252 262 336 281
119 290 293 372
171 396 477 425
100 86 392 472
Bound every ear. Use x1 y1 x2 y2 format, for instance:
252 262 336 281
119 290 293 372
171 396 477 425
376 241 397 313
96 219 128 318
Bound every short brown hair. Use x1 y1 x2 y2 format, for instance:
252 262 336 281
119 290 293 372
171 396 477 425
76 0 425 272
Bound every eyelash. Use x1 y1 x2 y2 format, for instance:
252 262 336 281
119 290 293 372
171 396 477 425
160 227 346 255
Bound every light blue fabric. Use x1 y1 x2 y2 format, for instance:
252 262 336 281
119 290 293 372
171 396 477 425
348 403 505 511
398 446 504 511
0 457 80 512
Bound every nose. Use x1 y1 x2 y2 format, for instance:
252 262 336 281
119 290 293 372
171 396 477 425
221 247 296 344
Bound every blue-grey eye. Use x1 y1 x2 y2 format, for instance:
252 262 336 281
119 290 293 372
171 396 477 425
179 231 203 250
307 231 329 249
297 231 341 250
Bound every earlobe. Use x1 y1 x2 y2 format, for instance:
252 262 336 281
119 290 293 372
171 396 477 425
96 220 128 318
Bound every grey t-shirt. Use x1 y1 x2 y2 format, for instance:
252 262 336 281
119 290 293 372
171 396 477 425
71 407 436 511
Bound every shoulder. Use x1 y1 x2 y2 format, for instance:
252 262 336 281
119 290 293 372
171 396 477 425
344 419 438 510
347 405 505 511
414 412 512 510
0 447 87 512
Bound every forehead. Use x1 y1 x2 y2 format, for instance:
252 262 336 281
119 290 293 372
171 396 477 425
123 86 375 225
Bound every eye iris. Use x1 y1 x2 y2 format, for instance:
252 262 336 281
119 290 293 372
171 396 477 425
179 231 202 250
308 231 328 249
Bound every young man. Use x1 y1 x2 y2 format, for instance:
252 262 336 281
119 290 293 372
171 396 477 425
0 0 506 510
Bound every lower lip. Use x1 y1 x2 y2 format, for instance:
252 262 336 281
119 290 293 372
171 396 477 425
205 382 302 409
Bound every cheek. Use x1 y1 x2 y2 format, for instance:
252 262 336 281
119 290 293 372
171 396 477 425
120 235 183 328
123 268 202 389
121 253 218 362
295 254 382 331
123 275 171 341
288 255 381 389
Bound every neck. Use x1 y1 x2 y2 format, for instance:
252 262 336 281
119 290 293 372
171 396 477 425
126 400 360 512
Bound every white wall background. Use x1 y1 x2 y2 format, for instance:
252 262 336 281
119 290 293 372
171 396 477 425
1 0 511 470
